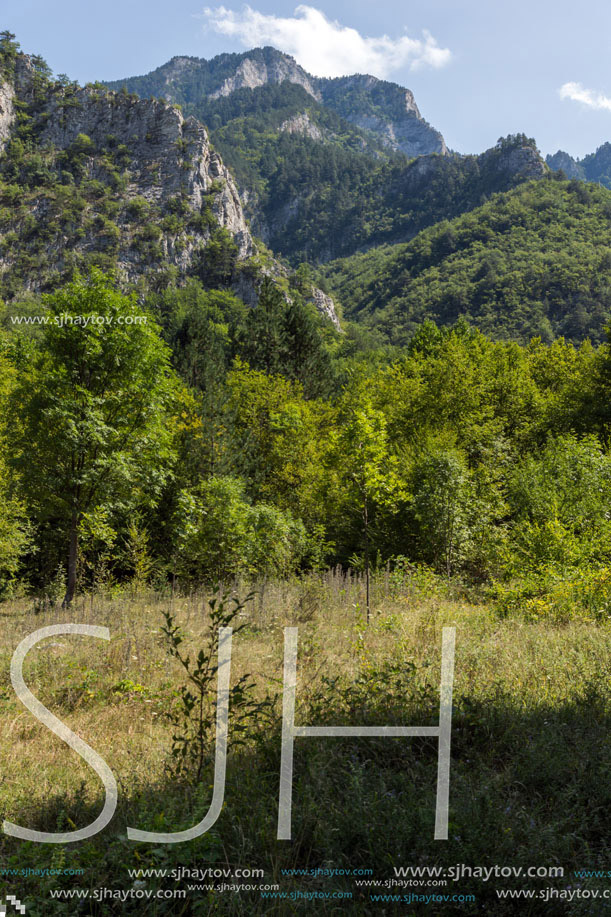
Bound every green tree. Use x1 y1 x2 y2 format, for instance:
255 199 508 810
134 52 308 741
409 445 473 577
242 278 287 375
10 271 178 605
175 475 308 583
226 361 330 526
0 340 30 592
197 227 238 288
504 434 611 575
332 396 406 620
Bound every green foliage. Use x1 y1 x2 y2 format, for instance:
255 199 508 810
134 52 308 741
240 278 337 397
105 56 540 266
226 363 330 527
175 476 309 583
409 446 473 577
324 177 611 344
0 69 238 297
0 30 20 77
0 341 31 593
160 592 270 781
8 270 178 601
196 227 238 288
548 141 611 189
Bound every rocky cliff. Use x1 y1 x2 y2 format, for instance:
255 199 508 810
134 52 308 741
479 137 547 183
0 53 340 324
546 143 611 188
317 73 447 157
0 55 253 290
0 77 14 151
106 46 447 159
208 52 320 101
546 150 585 181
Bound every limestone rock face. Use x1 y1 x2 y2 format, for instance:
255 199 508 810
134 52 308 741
0 54 340 326
279 111 323 141
210 54 320 100
31 84 253 259
106 48 448 160
480 141 547 182
206 60 447 157
232 261 341 329
1 57 257 287
318 74 447 158
306 286 341 330
546 150 584 180
0 79 15 152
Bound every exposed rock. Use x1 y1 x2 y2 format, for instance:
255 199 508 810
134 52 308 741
31 85 251 258
317 73 447 158
546 150 585 180
106 47 447 160
232 263 341 329
348 109 446 157
546 144 611 189
306 286 341 330
279 111 323 141
0 59 257 290
209 54 320 101
158 55 200 99
480 141 547 182
0 79 15 152
0 55 339 325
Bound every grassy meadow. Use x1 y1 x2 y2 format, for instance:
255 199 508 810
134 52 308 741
0 572 609 915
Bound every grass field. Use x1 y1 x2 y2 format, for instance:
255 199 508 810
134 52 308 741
0 570 610 914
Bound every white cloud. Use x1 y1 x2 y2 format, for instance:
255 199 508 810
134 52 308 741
559 81 611 112
202 5 451 79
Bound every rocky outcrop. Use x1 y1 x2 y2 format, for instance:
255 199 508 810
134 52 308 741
0 54 341 326
207 60 448 157
306 286 341 330
279 111 323 141
106 47 448 160
27 83 252 259
347 109 446 157
546 150 585 180
210 53 320 100
546 144 611 189
0 78 15 152
318 74 447 158
480 140 547 182
232 262 341 328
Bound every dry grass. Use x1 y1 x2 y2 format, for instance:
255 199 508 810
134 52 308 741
0 571 610 914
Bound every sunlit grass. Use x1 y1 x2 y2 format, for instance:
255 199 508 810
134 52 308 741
0 572 610 914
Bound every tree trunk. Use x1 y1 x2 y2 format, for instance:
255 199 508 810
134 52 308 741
62 510 79 607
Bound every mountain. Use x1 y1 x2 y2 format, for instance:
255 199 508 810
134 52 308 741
107 52 546 265
0 40 339 324
322 174 611 345
2 34 602 352
546 143 611 188
105 47 447 159
223 130 545 264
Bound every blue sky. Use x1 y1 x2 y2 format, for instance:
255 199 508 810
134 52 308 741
2 0 610 158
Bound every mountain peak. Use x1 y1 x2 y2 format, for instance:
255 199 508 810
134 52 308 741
105 46 447 159
208 49 320 101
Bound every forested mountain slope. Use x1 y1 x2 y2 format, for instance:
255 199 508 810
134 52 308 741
323 175 611 344
0 35 338 322
104 46 447 158
107 50 547 264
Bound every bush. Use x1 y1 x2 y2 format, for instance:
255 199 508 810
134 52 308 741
175 476 309 583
